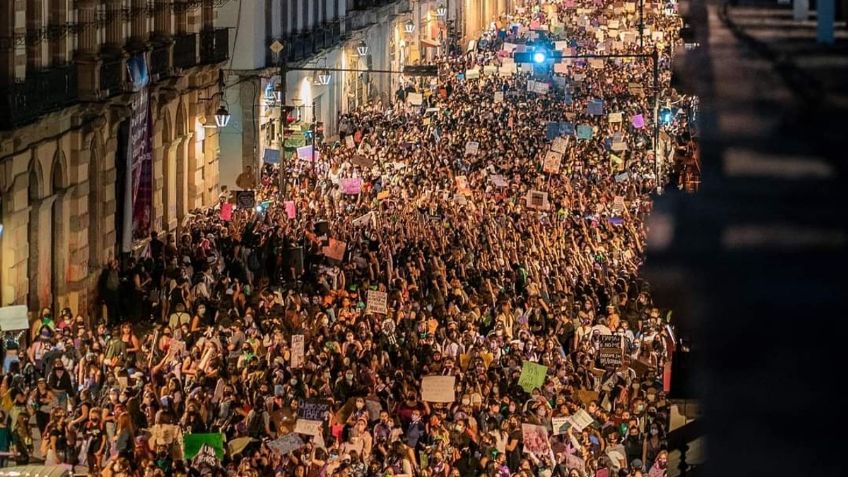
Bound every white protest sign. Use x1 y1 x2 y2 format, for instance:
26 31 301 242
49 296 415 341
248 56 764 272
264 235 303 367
465 68 480 80
551 136 567 154
554 41 570 51
489 174 508 187
612 195 626 215
499 63 517 76
589 58 604 69
0 305 29 331
569 409 595 432
483 65 498 75
268 434 305 456
608 112 623 123
345 135 355 149
407 92 423 106
294 419 323 437
552 416 571 435
608 20 620 29
494 91 504 103
351 211 376 227
421 375 456 403
502 42 517 52
291 334 305 368
465 141 479 155
366 290 388 315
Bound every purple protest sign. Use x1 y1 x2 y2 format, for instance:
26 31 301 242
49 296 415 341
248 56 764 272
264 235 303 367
632 114 645 129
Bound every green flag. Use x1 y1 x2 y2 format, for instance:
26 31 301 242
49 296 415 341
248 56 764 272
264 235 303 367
183 433 225 460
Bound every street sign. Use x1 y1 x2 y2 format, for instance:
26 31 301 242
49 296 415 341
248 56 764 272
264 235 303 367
403 65 439 77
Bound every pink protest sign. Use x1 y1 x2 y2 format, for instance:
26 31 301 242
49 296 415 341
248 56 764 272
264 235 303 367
341 177 362 195
284 201 296 219
632 114 645 128
220 202 233 221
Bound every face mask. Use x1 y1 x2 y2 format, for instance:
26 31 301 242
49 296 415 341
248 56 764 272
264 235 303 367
650 429 659 436
346 373 354 381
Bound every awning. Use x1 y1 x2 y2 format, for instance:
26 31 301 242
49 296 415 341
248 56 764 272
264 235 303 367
421 38 441 48
263 148 281 164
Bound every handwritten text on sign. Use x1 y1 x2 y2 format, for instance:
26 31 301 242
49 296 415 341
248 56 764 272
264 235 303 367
366 290 388 315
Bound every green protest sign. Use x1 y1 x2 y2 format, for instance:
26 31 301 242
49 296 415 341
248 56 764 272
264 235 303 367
183 433 225 460
518 361 548 392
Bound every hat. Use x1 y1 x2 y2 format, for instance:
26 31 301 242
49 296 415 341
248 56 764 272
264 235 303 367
631 459 644 470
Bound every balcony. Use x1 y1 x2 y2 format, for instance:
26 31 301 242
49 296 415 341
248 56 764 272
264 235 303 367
200 28 229 65
149 43 172 80
99 56 124 97
0 66 79 130
173 33 198 70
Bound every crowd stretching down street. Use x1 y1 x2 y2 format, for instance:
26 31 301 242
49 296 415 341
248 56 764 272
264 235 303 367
1 1 695 476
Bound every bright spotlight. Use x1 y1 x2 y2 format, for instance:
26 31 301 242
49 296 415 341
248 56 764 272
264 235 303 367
533 51 547 64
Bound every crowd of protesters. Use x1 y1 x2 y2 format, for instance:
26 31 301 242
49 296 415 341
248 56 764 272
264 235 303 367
0 1 691 476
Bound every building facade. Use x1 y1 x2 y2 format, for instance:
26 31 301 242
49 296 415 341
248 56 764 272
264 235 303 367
0 0 231 314
217 0 466 192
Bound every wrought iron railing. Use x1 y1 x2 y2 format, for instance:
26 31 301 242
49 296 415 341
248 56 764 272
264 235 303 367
173 32 198 69
200 28 229 64
0 66 78 130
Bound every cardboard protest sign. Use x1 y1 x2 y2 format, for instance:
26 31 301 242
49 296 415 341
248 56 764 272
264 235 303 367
351 154 374 169
322 238 347 261
483 65 497 75
421 375 456 403
614 171 630 182
554 40 570 51
465 68 480 80
628 83 644 96
598 335 624 367
340 177 362 195
543 151 562 174
494 91 504 103
631 114 645 128
569 409 596 432
630 358 653 377
551 136 568 154
608 19 620 29
268 434 305 456
575 389 599 405
552 416 571 435
291 334 305 368
464 142 479 155
576 124 593 140
183 433 225 460
610 153 625 171
608 112 623 123
407 92 423 106
235 190 256 209
345 135 355 149
366 290 388 315
518 361 548 392
587 99 604 116
611 140 627 152
522 423 553 459
612 196 626 215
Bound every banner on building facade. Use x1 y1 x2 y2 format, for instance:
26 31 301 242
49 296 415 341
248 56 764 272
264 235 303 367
125 53 153 250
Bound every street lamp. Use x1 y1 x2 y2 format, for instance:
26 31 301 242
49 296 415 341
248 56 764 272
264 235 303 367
214 104 231 128
356 40 369 57
405 19 415 33
436 3 447 17
315 69 332 86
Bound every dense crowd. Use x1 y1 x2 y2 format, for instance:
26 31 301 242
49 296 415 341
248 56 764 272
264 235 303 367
1 1 690 476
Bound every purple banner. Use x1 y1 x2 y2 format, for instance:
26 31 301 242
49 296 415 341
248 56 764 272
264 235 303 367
128 54 152 242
